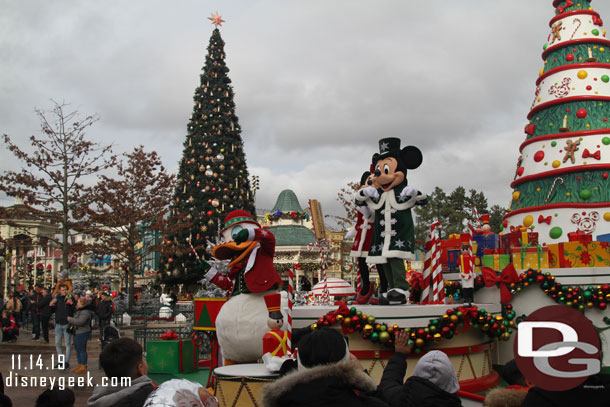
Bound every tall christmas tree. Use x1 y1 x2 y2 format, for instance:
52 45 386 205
504 0 610 244
162 13 255 284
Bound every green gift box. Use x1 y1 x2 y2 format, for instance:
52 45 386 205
481 254 511 271
146 339 197 374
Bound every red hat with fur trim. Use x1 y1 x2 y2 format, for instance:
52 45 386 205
222 210 260 233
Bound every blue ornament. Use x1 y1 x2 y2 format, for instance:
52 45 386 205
453 293 460 300
274 209 282 217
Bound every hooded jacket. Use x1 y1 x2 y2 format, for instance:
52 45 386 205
260 359 388 407
378 352 462 407
87 375 155 407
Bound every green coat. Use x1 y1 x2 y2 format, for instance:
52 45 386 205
357 183 427 264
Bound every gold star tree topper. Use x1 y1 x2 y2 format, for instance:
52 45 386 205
208 12 225 27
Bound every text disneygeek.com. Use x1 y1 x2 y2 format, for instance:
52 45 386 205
4 372 131 391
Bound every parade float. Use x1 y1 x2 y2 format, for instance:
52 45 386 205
151 3 610 406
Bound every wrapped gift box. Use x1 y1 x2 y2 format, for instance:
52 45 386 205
547 241 610 268
500 231 539 251
481 253 511 271
147 339 197 374
597 233 610 243
567 231 593 244
473 234 500 257
510 246 549 270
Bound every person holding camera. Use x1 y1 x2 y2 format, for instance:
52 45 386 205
50 284 75 370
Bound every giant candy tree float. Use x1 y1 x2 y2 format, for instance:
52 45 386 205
505 0 610 243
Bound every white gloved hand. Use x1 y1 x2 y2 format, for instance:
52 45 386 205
356 205 372 218
360 186 380 200
399 186 419 200
344 228 357 240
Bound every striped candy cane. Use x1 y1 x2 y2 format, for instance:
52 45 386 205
356 265 362 294
307 239 332 305
473 206 481 229
287 266 294 352
421 222 441 303
430 224 444 303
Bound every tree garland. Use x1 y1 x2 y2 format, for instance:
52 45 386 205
445 268 610 311
307 268 609 351
309 303 516 353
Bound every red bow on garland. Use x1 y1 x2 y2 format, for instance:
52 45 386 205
538 215 552 225
456 305 478 333
557 0 574 14
160 329 179 340
482 264 520 304
593 15 604 26
582 149 601 160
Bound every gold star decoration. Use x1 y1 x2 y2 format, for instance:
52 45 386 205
208 12 225 27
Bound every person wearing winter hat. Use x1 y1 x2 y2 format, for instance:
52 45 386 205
260 327 388 407
378 330 462 407
483 359 529 407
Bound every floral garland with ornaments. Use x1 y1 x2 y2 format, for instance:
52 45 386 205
445 266 610 312
308 302 516 352
264 209 309 223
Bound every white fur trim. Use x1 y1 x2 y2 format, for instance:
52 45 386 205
204 267 218 282
244 243 260 274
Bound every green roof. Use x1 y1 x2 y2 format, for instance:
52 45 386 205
271 189 304 213
267 225 316 246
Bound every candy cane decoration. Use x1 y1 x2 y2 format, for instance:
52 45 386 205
186 238 202 263
307 240 332 305
546 177 565 202
422 222 442 303
356 264 362 293
287 266 294 352
571 18 581 40
473 206 481 229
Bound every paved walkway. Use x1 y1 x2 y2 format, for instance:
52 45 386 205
1 328 122 406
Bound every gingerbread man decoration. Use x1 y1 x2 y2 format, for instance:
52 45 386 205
563 139 580 164
551 21 562 44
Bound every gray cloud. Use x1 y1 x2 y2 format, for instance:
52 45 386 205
2 1 604 218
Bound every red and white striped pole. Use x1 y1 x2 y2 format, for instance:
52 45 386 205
430 225 444 303
422 222 441 303
356 263 362 294
287 266 294 353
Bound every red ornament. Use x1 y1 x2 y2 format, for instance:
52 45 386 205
605 173 609 179
576 109 588 118
566 54 575 61
168 258 174 263
534 151 545 162
207 210 213 216
599 302 607 310
587 85 593 91
503 220 508 228
517 167 525 176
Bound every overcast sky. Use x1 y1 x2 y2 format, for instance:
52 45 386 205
3 1 608 218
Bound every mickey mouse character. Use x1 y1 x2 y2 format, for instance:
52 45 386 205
356 138 428 305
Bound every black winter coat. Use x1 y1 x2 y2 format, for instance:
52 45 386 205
37 294 53 318
522 373 610 407
96 299 113 321
378 353 462 407
260 359 389 407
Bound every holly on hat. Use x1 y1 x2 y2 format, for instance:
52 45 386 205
222 210 260 232
264 293 283 320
